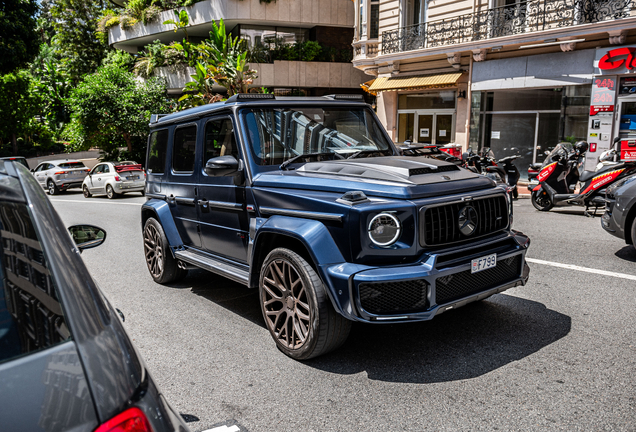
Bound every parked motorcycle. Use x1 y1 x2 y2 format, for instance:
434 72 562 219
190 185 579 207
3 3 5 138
463 148 520 198
530 140 636 215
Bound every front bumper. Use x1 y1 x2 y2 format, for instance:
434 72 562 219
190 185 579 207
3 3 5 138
601 199 624 240
323 230 530 323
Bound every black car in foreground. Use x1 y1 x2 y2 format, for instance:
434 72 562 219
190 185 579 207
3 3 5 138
0 160 189 432
602 173 636 248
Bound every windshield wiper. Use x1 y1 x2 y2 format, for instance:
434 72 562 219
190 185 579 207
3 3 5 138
279 152 342 170
346 149 391 160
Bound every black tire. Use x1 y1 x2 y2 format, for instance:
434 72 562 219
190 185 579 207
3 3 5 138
143 218 187 284
631 217 636 250
83 185 92 198
259 248 351 360
106 184 118 199
531 190 554 211
47 180 59 196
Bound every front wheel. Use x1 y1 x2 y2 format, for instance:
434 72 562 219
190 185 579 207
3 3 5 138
631 218 636 250
531 189 554 211
259 248 351 360
143 218 187 284
83 185 92 198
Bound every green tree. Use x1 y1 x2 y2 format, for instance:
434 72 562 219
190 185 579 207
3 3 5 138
65 64 171 159
0 0 40 74
0 71 40 155
49 0 108 82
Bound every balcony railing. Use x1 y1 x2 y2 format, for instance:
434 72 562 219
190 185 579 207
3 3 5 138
382 0 633 54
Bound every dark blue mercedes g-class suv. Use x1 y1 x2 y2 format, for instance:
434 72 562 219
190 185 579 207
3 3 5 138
141 94 530 359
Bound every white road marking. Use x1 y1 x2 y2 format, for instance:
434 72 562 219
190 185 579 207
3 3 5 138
526 257 636 281
200 426 240 432
49 199 142 206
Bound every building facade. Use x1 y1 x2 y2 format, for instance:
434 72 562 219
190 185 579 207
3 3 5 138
107 0 368 96
353 0 636 177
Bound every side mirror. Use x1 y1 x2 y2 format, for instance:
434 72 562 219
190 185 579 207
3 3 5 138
205 155 240 177
614 136 621 144
68 225 106 251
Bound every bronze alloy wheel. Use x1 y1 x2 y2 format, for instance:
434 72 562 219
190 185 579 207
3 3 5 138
144 223 164 279
259 248 351 360
142 218 186 284
261 258 312 350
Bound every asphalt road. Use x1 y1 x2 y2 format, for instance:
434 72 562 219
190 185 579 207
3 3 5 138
50 192 636 432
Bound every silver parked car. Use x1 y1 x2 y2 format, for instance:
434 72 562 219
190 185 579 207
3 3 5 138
32 159 89 195
82 161 146 199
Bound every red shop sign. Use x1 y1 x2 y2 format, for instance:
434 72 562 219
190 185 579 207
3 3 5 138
599 48 636 71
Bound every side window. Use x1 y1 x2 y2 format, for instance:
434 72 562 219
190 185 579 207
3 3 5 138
172 125 197 173
102 165 110 174
35 165 44 172
147 129 169 174
203 118 237 164
0 201 71 364
92 165 103 174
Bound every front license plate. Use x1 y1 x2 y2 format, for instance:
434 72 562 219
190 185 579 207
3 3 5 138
471 253 497 273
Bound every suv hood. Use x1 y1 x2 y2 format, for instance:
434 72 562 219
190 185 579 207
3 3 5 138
252 156 495 199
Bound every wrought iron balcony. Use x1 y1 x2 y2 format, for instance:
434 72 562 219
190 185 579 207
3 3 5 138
382 0 634 54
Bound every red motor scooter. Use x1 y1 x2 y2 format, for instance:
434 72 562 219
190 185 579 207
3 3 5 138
531 140 636 215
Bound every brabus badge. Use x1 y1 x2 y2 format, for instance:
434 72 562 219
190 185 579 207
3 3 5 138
458 206 478 236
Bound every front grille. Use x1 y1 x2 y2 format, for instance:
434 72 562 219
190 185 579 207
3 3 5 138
410 165 459 176
435 255 521 305
420 195 508 246
359 279 429 315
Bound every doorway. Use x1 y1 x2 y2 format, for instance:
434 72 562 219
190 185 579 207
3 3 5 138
398 111 455 144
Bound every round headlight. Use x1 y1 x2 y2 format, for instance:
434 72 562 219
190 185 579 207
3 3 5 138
368 213 401 247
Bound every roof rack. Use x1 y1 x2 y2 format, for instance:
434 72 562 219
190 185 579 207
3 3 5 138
324 94 365 101
225 93 276 103
149 114 169 124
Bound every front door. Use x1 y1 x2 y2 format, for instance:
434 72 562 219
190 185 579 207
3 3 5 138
196 116 249 263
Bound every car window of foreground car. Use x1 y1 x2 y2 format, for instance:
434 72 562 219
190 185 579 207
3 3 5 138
0 200 70 364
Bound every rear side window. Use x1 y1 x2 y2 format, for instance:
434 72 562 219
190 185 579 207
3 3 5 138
172 125 197 173
204 118 237 163
58 162 86 169
0 201 70 364
148 130 169 174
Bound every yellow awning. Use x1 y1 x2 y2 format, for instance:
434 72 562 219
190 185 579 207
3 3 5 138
361 79 377 96
368 73 463 92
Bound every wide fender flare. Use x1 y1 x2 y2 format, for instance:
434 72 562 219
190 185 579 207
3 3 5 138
141 200 183 249
251 215 346 306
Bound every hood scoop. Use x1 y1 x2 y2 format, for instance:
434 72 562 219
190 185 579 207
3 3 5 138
295 156 464 185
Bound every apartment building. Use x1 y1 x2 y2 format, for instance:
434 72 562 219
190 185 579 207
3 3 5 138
353 0 636 175
107 0 368 96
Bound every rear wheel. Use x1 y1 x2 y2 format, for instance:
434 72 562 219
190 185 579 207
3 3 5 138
143 218 187 284
631 217 636 250
47 180 59 196
259 248 351 360
106 184 118 199
531 190 554 211
83 185 91 198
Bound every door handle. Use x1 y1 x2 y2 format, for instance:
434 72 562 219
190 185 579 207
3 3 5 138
198 199 210 213
167 194 176 204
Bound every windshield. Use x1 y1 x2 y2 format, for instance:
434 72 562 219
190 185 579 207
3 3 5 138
243 107 392 166
542 142 573 167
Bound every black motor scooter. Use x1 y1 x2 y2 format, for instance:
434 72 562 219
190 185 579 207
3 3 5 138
463 148 520 198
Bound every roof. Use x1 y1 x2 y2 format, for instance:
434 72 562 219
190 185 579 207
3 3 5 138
152 95 369 127
368 73 463 92
39 159 84 165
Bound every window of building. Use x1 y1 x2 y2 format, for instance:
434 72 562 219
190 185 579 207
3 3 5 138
370 1 380 39
398 91 457 110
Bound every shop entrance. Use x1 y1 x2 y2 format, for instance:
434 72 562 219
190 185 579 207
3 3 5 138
398 111 455 144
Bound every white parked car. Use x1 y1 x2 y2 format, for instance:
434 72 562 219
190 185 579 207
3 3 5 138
82 161 146 199
32 159 90 195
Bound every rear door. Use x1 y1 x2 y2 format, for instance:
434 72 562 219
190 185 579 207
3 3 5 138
197 116 249 263
167 123 201 248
